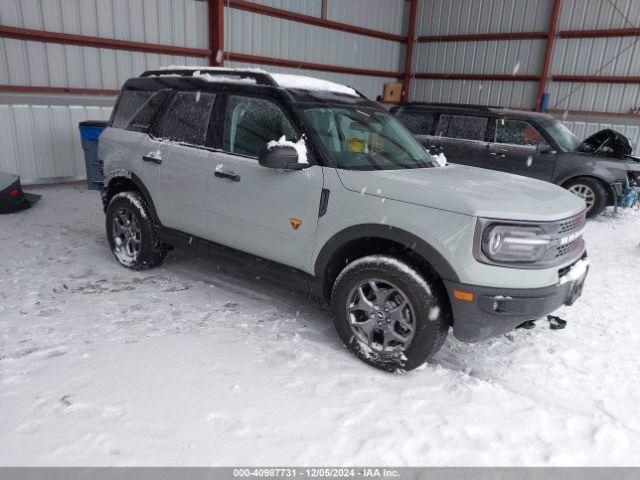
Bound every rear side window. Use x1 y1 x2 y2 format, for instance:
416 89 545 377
437 114 488 141
223 95 298 157
154 91 216 145
395 110 436 135
112 91 154 129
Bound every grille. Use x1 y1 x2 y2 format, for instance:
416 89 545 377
558 213 586 235
552 211 587 262
556 239 582 258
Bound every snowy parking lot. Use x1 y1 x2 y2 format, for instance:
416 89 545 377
1 182 640 466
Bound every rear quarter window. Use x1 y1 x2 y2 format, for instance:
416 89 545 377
111 90 171 132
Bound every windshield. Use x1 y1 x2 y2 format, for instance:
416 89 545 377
302 106 434 170
538 117 581 152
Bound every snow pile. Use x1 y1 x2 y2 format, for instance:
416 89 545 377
2 185 640 466
266 135 308 164
270 73 358 97
431 152 447 167
559 257 590 285
193 71 257 85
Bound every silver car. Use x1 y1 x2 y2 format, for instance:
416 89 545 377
98 68 589 371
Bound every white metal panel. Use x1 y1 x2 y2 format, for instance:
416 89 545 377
0 102 113 183
558 0 640 30
409 77 538 109
416 0 551 36
327 0 407 35
414 39 545 75
226 60 395 100
247 0 321 16
225 9 403 72
0 39 204 89
0 0 208 48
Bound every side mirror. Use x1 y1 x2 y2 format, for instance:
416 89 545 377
537 143 554 154
258 145 307 170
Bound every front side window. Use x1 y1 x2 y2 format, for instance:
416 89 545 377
395 110 436 135
537 117 580 152
302 106 433 170
223 95 298 157
437 114 488 141
154 91 216 145
495 118 544 147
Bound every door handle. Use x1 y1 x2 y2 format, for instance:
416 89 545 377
489 152 506 158
214 170 241 182
142 155 162 165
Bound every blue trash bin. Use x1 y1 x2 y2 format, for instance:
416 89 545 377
78 120 108 190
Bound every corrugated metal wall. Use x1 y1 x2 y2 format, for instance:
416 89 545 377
409 0 550 107
2 0 639 182
549 0 640 113
225 0 405 98
408 0 640 153
0 0 408 183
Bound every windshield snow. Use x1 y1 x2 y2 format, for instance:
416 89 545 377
538 117 581 152
302 106 434 170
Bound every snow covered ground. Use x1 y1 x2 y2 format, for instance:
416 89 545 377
1 183 640 466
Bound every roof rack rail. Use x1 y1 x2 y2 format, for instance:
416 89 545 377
140 68 278 86
404 102 503 110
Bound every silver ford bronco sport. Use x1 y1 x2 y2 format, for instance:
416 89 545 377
99 67 589 371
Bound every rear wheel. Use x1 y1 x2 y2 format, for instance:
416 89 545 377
331 255 450 372
106 191 167 270
565 177 608 218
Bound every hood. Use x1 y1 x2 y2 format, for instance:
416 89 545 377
576 129 633 159
336 164 586 221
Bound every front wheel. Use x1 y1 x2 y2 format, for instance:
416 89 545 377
331 255 450 372
106 191 167 270
565 177 608 218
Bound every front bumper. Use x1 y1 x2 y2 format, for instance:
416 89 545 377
444 257 588 343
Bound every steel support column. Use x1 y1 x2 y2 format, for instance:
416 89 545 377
402 0 419 103
535 0 562 111
209 0 224 66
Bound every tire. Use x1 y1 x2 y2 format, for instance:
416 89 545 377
106 191 167 270
331 255 450 372
565 177 608 218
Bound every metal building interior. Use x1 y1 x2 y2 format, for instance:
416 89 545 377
0 0 639 183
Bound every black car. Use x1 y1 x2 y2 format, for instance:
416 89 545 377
391 103 640 217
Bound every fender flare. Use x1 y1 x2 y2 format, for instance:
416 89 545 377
314 224 460 283
105 173 162 225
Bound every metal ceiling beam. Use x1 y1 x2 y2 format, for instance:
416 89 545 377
559 27 640 38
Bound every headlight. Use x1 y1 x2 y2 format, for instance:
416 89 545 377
481 224 552 263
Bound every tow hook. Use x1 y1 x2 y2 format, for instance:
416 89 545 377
516 315 568 331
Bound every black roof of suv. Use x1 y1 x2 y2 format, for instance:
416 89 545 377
391 102 640 217
123 67 379 108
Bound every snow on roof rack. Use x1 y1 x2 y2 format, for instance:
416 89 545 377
140 67 277 86
407 102 504 110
